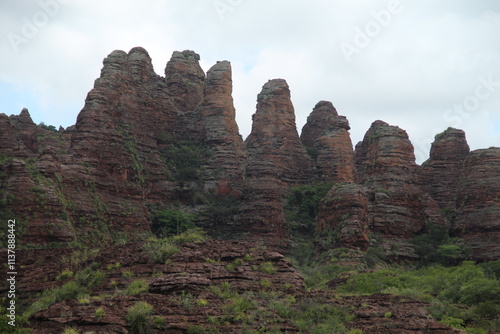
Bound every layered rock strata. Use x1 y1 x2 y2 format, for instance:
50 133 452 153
301 101 355 183
241 79 313 241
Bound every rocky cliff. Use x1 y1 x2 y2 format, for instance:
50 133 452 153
0 47 499 262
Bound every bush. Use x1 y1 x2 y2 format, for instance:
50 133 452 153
259 262 277 274
125 279 149 295
160 140 208 181
126 302 153 334
142 238 180 263
171 228 207 244
75 263 106 288
95 307 106 321
62 328 79 334
151 208 196 236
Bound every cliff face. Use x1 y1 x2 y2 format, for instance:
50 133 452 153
319 121 445 257
241 79 313 241
453 148 500 260
418 128 470 210
0 47 498 261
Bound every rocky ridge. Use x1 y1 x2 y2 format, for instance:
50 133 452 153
0 47 498 260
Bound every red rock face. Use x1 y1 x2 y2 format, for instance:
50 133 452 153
317 183 370 250
319 121 446 257
418 128 470 210
0 47 498 261
300 101 355 183
197 60 246 195
454 148 500 260
242 79 313 242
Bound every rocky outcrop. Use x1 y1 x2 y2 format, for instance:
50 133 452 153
319 121 446 257
196 60 246 195
3 240 461 334
454 148 500 260
300 101 355 183
0 47 498 261
417 130 500 261
241 79 313 242
418 128 470 211
318 183 370 250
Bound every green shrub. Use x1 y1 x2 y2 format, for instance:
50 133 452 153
171 228 207 244
75 263 106 288
160 140 208 181
95 307 105 321
57 269 74 280
107 262 121 270
56 281 82 301
62 328 79 334
151 208 196 236
125 279 149 295
121 270 135 278
38 122 57 132
289 299 354 333
259 262 277 274
142 238 180 263
151 315 166 329
126 302 153 334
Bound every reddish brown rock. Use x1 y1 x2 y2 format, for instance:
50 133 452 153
196 60 246 195
355 120 417 185
241 79 313 243
0 113 24 157
418 128 470 211
453 148 500 261
318 183 370 250
9 108 39 154
301 101 355 183
318 121 446 257
164 50 205 113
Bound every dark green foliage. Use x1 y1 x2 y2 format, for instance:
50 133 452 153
284 183 334 266
143 228 207 263
38 122 57 132
287 183 333 223
336 261 500 332
479 260 500 279
288 299 354 333
151 208 196 237
75 262 106 288
305 146 320 160
412 222 468 265
126 301 154 334
160 140 209 181
203 195 241 228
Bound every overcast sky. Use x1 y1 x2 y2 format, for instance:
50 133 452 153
1 0 499 163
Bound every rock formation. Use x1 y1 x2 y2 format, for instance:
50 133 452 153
453 148 500 260
319 121 446 257
241 79 312 242
418 128 470 211
196 60 246 195
301 101 355 183
0 47 498 261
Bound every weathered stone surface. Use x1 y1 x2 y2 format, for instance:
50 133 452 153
453 148 500 261
418 128 470 210
355 120 417 185
301 101 355 183
318 121 446 258
196 60 246 195
5 241 461 334
318 183 370 250
242 79 313 243
0 47 498 261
